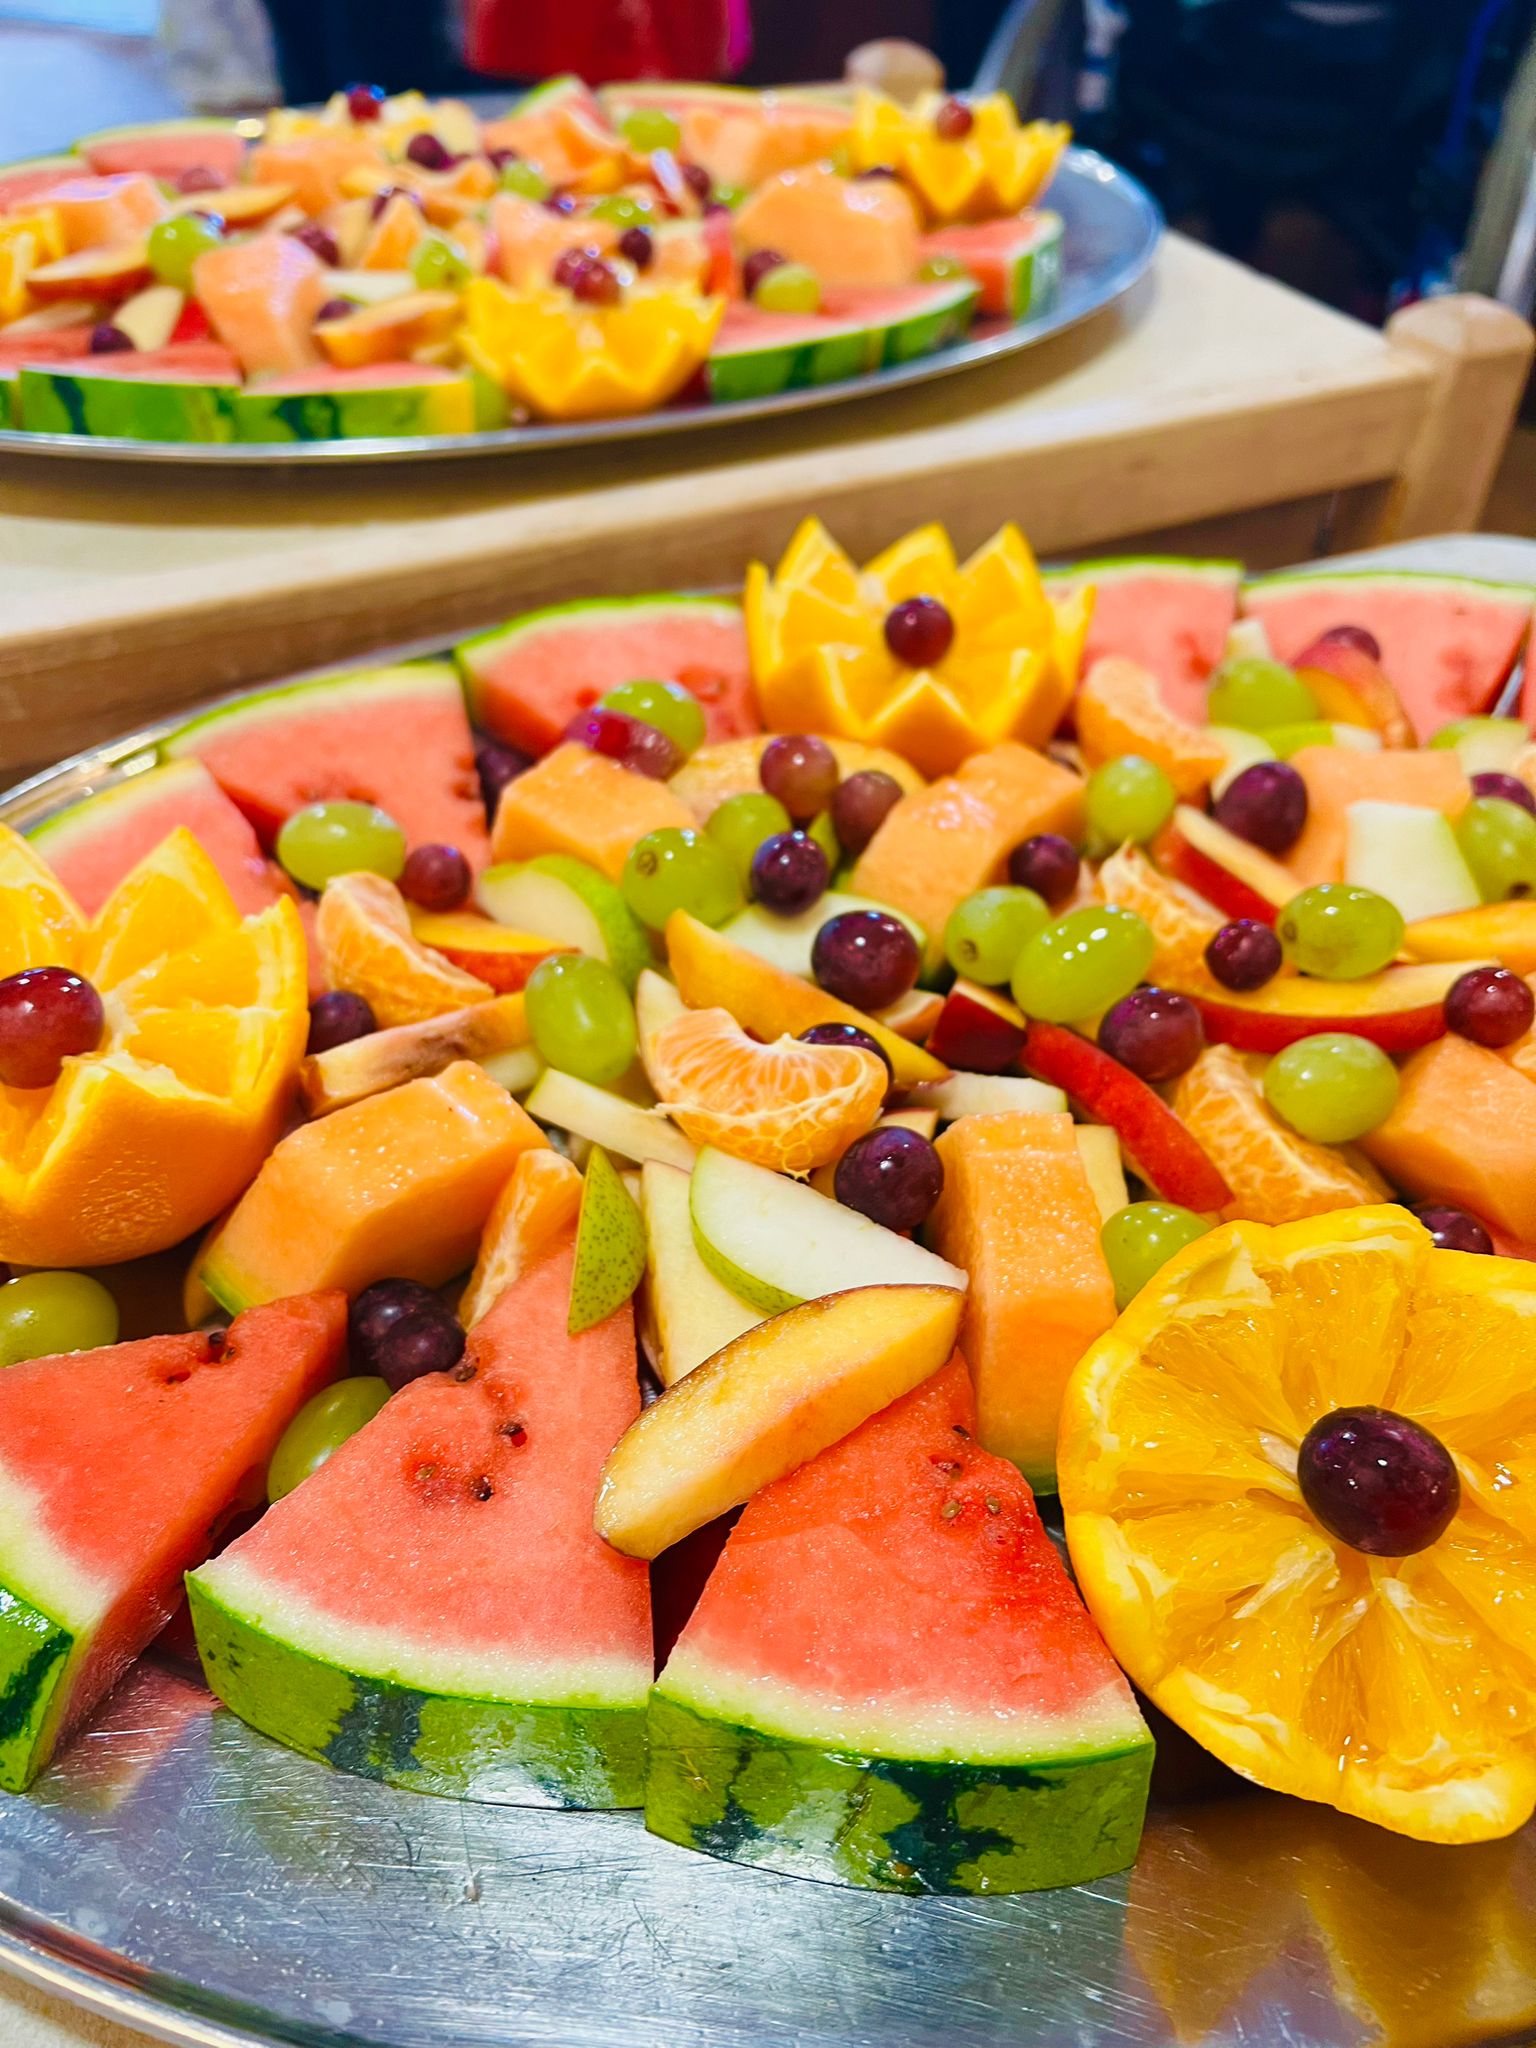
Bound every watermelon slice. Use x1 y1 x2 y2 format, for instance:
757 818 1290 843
1046 558 1241 723
189 1235 652 1808
18 348 243 443
708 277 979 404
0 1292 344 1792
77 118 246 185
458 595 756 757
233 362 475 443
27 757 290 918
918 211 1065 321
0 154 78 213
0 324 93 371
165 660 490 865
1241 570 1536 741
647 1358 1153 1893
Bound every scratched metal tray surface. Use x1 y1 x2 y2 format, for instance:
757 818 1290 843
5 538 1536 2048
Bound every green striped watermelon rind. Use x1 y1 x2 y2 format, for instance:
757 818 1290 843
1243 567 1536 603
186 1572 648 1809
18 363 242 444
645 1685 1154 1895
27 756 210 858
0 1581 80 1794
232 370 475 445
707 277 979 406
1046 555 1243 590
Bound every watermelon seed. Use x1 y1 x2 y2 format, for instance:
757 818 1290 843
953 1425 971 1439
499 1420 528 1446
451 1363 477 1383
941 1500 961 1521
470 1476 495 1501
162 1368 191 1386
984 1497 1001 1515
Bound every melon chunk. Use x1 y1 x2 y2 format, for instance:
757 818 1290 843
194 232 327 376
1283 745 1470 889
1344 802 1481 925
47 172 165 252
1362 1035 1536 1245
491 742 696 880
732 164 920 290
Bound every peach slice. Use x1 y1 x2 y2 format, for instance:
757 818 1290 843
405 910 568 991
1293 635 1413 748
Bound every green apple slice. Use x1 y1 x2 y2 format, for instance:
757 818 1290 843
1427 716 1530 776
689 1146 967 1316
1344 801 1481 924
480 1044 543 1094
908 1073 1067 1122
719 892 926 983
1074 1125 1127 1225
476 854 651 991
524 1067 696 1169
568 1146 647 1335
113 284 183 352
634 968 686 1055
641 1161 761 1385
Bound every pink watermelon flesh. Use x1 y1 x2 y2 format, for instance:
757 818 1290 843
0 1293 344 1790
0 327 93 368
713 280 965 355
1243 573 1534 740
0 161 77 212
167 663 490 867
459 598 757 757
61 342 242 385
82 128 245 183
1048 560 1240 723
254 362 460 394
918 217 1042 316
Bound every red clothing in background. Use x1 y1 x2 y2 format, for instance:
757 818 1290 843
466 0 752 82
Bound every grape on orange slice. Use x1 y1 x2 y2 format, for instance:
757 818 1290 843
642 1003 886 1173
314 870 494 1027
1076 655 1228 799
669 734 923 825
459 1146 582 1327
1172 1042 1388 1225
1096 841 1223 982
1060 1204 1536 1843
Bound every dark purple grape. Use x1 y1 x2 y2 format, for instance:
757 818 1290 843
315 297 354 324
406 132 453 172
544 190 579 216
1471 770 1536 816
760 733 838 821
486 146 520 171
798 1020 893 1082
475 735 529 819
679 161 712 202
750 830 828 915
1213 760 1308 855
551 245 600 289
835 1125 944 1232
1316 624 1381 661
175 164 224 193
0 967 103 1088
188 208 226 236
1444 965 1534 1047
884 595 954 669
1412 1203 1494 1255
305 990 376 1056
618 225 654 270
1297 1405 1459 1556
349 1278 440 1366
1008 832 1079 908
830 769 904 859
855 164 901 180
564 706 680 780
933 97 975 140
372 1304 466 1392
346 81 385 121
369 184 421 220
570 256 622 306
1204 919 1282 992
1098 987 1204 1081
742 248 786 296
290 221 341 266
400 843 471 912
88 322 134 354
812 909 919 1012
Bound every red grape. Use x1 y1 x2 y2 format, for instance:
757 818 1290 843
835 1125 944 1231
346 82 385 121
1204 919 1282 991
349 1278 441 1365
1444 964 1534 1047
0 967 104 1089
544 190 579 216
679 161 712 202
1097 987 1204 1081
619 225 654 270
1297 1405 1459 1555
742 249 786 296
400 844 471 912
811 909 919 1011
750 831 828 915
369 185 421 220
798 1021 893 1082
760 734 838 820
475 735 529 819
884 595 954 669
933 97 975 140
306 991 376 1056
565 707 680 780
373 1304 466 1392
552 245 600 289
175 165 224 193
1316 624 1381 661
1213 760 1308 854
1411 1203 1493 1254
88 322 133 354
830 770 904 858
405 132 453 172
571 256 623 306
855 165 901 181
315 297 354 324
1008 833 1079 907
291 221 341 266
1471 770 1536 816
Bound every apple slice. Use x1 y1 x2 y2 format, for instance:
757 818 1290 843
665 910 946 1088
27 241 151 302
523 1067 697 1169
640 1160 761 1386
321 265 417 305
1293 636 1413 747
926 979 1028 1072
112 283 182 352
476 854 651 991
689 1145 967 1314
875 986 943 1041
1155 805 1295 926
568 1146 646 1335
408 909 567 991
1074 1123 1128 1223
718 892 926 983
594 1282 964 1558
480 1045 542 1093
1020 1020 1234 1213
1207 724 1276 799
170 182 295 226
459 1145 582 1326
1344 802 1480 924
300 992 528 1116
634 968 686 1051
1165 958 1479 1055
909 1072 1067 1121
1428 717 1530 777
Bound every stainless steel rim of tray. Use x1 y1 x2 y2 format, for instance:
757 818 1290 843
0 150 1159 467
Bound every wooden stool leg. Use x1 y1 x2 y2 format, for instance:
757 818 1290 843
1381 294 1534 538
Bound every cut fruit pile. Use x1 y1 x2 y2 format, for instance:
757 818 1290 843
0 77 1068 443
6 520 1536 1900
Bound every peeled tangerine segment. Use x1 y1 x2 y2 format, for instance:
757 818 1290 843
1058 1203 1536 1842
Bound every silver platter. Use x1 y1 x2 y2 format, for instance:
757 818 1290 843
0 150 1159 467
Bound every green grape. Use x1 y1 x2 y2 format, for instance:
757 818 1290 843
411 233 470 291
712 181 748 209
1084 754 1176 847
754 262 820 314
590 192 655 227
622 827 740 931
806 809 840 870
276 800 407 889
919 254 968 283
1455 796 1536 902
469 363 510 430
1206 656 1318 734
1427 716 1528 774
1262 1032 1399 1144
524 953 637 1085
943 886 1048 985
599 678 705 757
0 1271 119 1367
267 1377 390 1502
1100 1203 1211 1312
147 212 223 289
705 791 791 888
1276 882 1404 980
620 107 681 152
1262 721 1359 758
499 159 551 200
1010 905 1155 1023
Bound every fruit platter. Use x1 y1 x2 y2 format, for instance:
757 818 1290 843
0 81 1158 463
3 526 1536 2048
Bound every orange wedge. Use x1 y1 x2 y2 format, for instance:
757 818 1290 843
1076 656 1227 799
0 825 307 1268
1061 1204 1536 1842
1096 841 1222 981
641 1003 886 1172
1172 1043 1388 1224
314 871 493 1027
459 1146 582 1327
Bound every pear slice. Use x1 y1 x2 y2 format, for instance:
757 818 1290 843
595 1282 964 1558
477 854 651 992
634 968 686 1054
1074 1123 1128 1224
689 1146 967 1315
568 1146 646 1336
1344 802 1482 925
908 1072 1067 1122
524 1067 696 1169
640 1160 761 1386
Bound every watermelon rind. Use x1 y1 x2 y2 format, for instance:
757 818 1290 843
707 277 978 405
187 1570 648 1809
1047 554 1243 589
164 660 466 763
1243 567 1536 605
233 369 475 443
458 593 740 683
0 1522 97 1793
17 362 240 442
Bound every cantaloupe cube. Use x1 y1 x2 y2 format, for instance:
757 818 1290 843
1362 1034 1536 1246
359 191 426 271
852 741 1084 970
49 173 165 253
490 742 696 881
194 233 327 376
249 136 380 216
929 1110 1116 1489
1285 746 1469 889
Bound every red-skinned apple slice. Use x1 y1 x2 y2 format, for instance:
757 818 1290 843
1019 1019 1234 1214
27 242 152 303
1155 805 1296 926
926 979 1027 1073
407 911 569 992
1162 959 1483 1055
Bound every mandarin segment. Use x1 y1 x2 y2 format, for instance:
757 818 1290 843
314 870 494 1027
1075 656 1227 800
1096 840 1222 980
